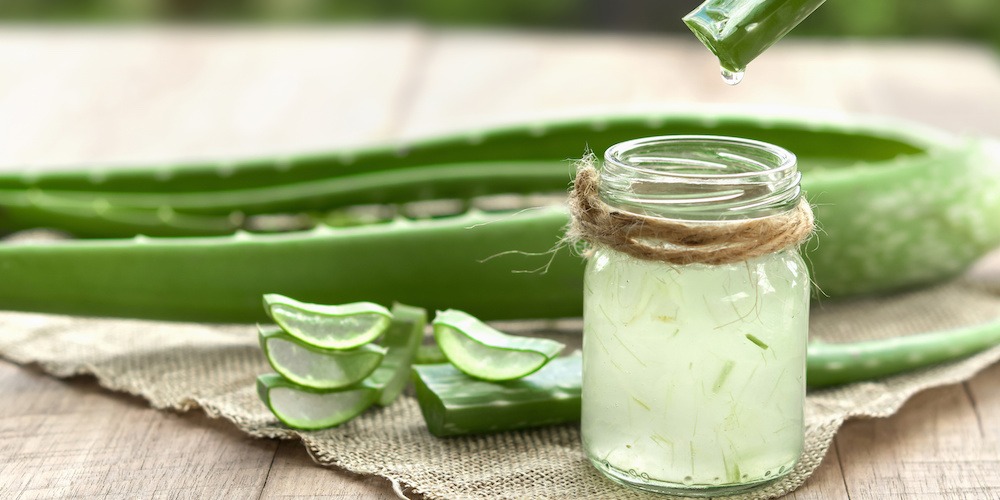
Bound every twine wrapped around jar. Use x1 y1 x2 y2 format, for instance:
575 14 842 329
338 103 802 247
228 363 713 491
567 156 816 266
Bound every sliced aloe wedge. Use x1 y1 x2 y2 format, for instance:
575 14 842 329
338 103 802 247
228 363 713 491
412 353 583 437
262 294 391 350
432 309 565 381
368 303 427 406
258 326 386 390
256 373 380 431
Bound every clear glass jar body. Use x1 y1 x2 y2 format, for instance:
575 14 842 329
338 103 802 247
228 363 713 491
580 136 809 496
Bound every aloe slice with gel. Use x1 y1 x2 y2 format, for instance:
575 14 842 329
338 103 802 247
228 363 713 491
432 309 565 381
258 326 386 390
263 294 391 350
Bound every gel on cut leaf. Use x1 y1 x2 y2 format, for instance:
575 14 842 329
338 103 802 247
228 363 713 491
258 327 386 390
256 374 379 431
432 309 564 381
262 294 391 349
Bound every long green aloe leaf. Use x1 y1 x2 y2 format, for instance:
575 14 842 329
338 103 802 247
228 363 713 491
433 309 564 381
0 115 998 321
412 353 583 437
0 208 579 322
806 319 1000 387
0 112 933 195
0 161 569 217
258 327 386 390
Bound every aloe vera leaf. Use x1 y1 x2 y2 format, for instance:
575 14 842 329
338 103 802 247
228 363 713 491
803 139 1000 297
0 207 581 322
0 113 940 195
2 136 1000 321
0 117 998 317
258 326 386 390
432 309 564 381
262 294 392 350
684 0 827 73
412 353 583 437
0 161 570 217
805 319 1000 388
1 113 945 238
256 373 380 431
0 189 241 237
412 322 1000 436
368 303 427 406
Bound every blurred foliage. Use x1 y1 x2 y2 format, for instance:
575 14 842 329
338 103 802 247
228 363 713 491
0 0 997 49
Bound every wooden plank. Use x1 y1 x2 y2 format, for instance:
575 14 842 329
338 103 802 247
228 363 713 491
966 363 1000 442
259 441 398 500
0 26 426 172
835 381 1000 499
0 360 276 498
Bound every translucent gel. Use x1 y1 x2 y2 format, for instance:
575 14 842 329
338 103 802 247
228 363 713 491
581 247 808 495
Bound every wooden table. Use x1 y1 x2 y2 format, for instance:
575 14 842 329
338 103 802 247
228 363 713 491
1 26 999 499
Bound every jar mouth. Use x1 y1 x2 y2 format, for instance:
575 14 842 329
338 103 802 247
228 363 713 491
601 135 801 221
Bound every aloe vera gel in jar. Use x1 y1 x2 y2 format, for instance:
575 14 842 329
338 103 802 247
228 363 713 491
573 136 812 496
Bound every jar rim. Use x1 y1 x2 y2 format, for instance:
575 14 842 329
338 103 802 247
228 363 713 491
600 135 801 221
604 135 797 180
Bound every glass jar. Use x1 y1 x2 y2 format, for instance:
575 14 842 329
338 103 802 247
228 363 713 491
580 136 810 496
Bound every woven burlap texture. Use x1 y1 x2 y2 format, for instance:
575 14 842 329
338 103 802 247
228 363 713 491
2 274 999 500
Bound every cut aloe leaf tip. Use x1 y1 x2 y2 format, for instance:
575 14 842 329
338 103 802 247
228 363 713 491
432 309 565 381
262 293 391 350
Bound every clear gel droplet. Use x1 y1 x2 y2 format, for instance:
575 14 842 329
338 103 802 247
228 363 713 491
721 68 745 86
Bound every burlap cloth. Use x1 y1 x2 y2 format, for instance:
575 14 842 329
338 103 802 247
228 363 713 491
2 260 1000 499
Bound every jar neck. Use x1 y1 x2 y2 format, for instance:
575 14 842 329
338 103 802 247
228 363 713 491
600 135 801 222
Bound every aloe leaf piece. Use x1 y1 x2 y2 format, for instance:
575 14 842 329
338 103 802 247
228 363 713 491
412 353 582 437
368 303 427 406
412 321 1000 437
262 293 391 350
258 326 386 390
806 319 1000 388
432 309 565 381
256 373 380 431
684 0 827 74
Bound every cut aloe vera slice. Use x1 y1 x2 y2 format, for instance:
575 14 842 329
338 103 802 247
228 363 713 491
262 294 391 350
368 303 427 406
258 326 386 390
432 309 565 381
412 353 582 437
256 373 380 431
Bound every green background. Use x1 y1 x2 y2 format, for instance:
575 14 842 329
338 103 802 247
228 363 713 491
1 0 997 51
